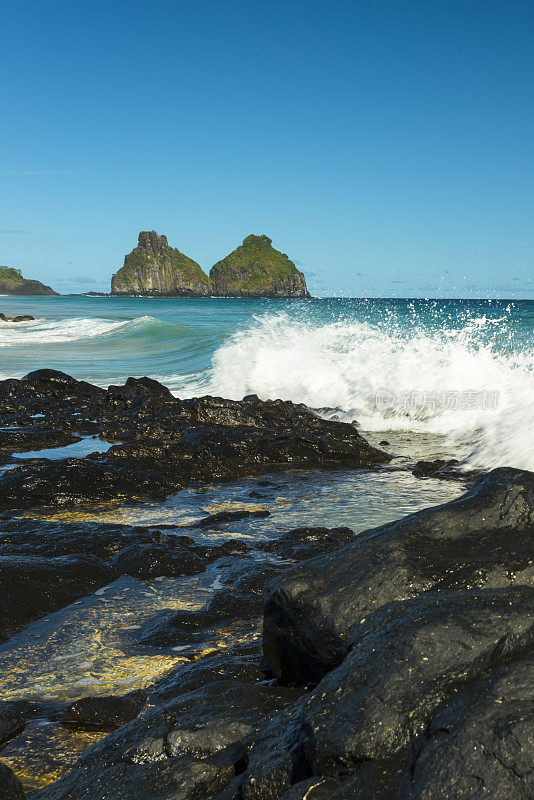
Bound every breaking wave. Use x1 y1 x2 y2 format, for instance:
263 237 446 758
200 312 534 471
0 316 129 346
1 302 532 471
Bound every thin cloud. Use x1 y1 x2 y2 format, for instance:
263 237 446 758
53 275 105 285
2 170 77 176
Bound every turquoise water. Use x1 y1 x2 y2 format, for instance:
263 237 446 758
0 295 533 469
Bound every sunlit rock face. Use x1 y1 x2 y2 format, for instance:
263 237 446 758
111 231 212 297
210 234 311 298
110 232 311 298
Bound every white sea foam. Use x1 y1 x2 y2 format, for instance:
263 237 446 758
1 308 532 472
0 316 128 346
192 312 534 471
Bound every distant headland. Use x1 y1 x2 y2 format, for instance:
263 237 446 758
0 266 57 296
110 232 311 298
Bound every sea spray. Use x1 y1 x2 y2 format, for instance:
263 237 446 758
203 310 534 470
0 296 531 470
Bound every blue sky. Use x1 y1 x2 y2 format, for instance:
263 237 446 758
0 0 532 297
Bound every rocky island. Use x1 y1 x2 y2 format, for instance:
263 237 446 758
210 234 310 298
110 232 311 298
0 267 57 296
110 231 212 297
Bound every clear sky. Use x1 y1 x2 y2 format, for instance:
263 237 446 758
0 0 532 297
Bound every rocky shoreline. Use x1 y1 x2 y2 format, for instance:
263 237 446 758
0 371 532 798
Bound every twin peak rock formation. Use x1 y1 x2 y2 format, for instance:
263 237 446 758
110 231 310 298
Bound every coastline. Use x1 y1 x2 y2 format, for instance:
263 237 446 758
0 367 531 797
0 297 531 797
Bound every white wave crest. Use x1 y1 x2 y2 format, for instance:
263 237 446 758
0 315 161 347
202 313 534 471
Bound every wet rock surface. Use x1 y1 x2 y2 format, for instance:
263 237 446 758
2 368 534 799
0 516 253 640
412 457 482 482
0 370 390 510
195 509 270 527
151 639 267 703
263 467 534 684
301 587 534 773
0 763 25 799
0 553 117 643
33 681 298 800
0 426 80 456
0 703 26 746
263 526 355 561
138 528 358 649
0 313 35 322
15 468 534 799
60 689 147 731
407 658 534 800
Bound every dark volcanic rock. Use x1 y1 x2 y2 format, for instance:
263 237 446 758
19 368 104 403
111 541 206 580
139 590 259 648
412 458 481 483
279 778 341 800
33 681 297 800
0 457 178 509
15 463 534 800
0 518 250 582
233 468 534 799
242 587 534 799
0 554 117 642
0 313 35 322
60 689 147 731
0 518 172 561
327 767 407 800
0 426 80 455
0 763 25 800
266 526 355 561
152 639 265 703
195 509 270 527
103 412 386 485
0 704 25 745
145 528 357 648
263 467 534 685
106 375 175 404
0 517 259 646
0 371 389 510
408 658 534 800
301 587 534 775
139 552 290 647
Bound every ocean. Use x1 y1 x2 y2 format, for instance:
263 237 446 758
1 294 532 471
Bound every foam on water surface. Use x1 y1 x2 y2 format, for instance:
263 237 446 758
0 295 532 468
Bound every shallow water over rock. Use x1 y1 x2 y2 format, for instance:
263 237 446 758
0 461 463 791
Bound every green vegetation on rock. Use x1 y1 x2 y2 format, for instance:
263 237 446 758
111 231 212 297
0 266 57 296
110 231 311 298
209 234 310 298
